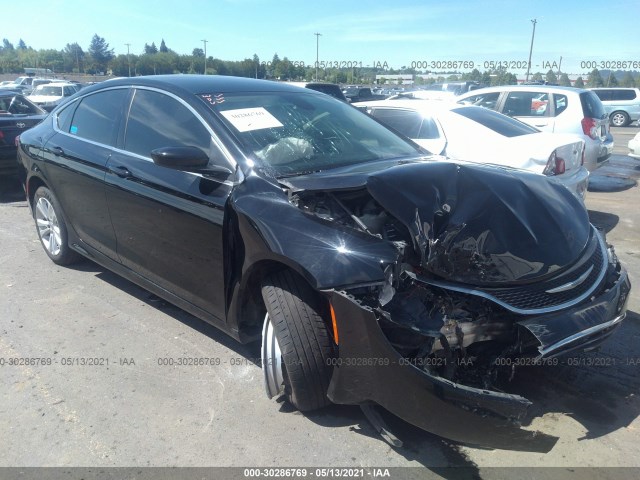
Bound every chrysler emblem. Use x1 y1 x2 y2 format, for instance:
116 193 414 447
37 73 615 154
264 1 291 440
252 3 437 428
16 122 26 128
545 266 593 293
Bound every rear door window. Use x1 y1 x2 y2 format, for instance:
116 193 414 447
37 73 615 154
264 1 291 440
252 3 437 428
612 90 637 101
68 89 128 146
56 101 77 131
503 92 549 117
593 90 612 101
553 94 568 116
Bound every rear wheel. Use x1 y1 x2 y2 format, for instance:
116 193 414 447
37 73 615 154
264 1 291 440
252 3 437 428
33 186 80 265
610 111 630 127
261 270 335 411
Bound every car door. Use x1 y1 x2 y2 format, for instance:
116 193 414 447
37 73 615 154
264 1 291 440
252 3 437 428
41 88 129 260
104 87 234 321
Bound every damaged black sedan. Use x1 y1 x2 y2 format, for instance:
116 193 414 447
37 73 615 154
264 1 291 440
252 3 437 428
17 76 630 453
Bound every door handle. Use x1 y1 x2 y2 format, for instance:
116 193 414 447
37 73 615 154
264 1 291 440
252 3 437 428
109 165 133 179
52 146 64 156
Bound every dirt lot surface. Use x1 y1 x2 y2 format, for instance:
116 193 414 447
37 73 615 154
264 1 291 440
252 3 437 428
1 126 639 479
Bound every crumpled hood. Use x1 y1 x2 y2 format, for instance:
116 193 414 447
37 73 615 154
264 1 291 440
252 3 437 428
285 160 590 285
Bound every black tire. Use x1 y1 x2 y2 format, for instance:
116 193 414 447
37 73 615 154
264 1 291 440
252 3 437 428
610 111 630 127
33 186 81 265
261 270 335 411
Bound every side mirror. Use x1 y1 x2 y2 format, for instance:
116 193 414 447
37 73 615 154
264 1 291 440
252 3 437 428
151 146 233 176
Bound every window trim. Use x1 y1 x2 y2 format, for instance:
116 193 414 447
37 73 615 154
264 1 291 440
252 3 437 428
52 85 237 171
125 86 236 169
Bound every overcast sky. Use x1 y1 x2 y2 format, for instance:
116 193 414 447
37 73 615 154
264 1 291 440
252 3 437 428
4 0 639 74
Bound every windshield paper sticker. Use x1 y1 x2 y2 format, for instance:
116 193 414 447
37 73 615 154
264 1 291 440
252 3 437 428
220 107 283 132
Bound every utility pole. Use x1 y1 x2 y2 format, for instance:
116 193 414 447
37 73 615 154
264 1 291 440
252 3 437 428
525 19 537 82
125 43 131 77
314 33 322 81
202 39 208 75
557 56 562 77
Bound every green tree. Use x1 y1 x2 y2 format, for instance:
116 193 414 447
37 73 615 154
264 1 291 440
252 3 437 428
109 54 130 76
574 76 585 87
586 68 603 87
192 48 204 57
621 72 637 87
252 53 263 78
88 34 114 73
2 39 14 51
531 72 543 82
159 39 168 53
144 42 158 55
17 39 27 50
39 49 64 73
468 68 482 82
64 43 85 73
545 69 557 84
604 72 618 86
558 73 571 87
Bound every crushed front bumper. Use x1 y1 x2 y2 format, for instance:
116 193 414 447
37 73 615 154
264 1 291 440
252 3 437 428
325 265 630 453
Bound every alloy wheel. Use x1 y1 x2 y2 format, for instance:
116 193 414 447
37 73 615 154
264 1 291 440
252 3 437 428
35 197 62 256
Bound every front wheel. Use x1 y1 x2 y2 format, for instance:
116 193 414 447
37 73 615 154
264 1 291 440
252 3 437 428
261 270 336 411
33 186 80 265
610 111 630 127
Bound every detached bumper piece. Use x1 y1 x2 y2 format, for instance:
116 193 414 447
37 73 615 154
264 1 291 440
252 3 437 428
326 291 558 453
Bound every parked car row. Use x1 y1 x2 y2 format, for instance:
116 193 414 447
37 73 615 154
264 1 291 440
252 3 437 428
0 91 47 176
457 85 613 172
589 87 640 127
26 82 81 111
354 99 589 200
15 75 630 453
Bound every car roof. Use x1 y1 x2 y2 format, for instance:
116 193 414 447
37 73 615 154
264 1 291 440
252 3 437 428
460 85 588 95
354 98 459 113
588 87 639 90
82 75 318 97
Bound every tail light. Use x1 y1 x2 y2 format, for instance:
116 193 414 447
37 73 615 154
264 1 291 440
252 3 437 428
543 150 566 176
581 117 598 140
15 134 20 146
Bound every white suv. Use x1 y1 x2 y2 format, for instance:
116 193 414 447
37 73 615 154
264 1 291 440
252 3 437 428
27 82 79 111
457 85 613 171
589 88 640 127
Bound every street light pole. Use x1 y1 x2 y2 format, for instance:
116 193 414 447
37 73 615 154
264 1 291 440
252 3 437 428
125 43 131 77
314 32 322 81
202 39 208 74
525 19 537 82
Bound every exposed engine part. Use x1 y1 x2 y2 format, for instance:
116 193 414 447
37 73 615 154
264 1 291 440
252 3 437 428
291 189 412 248
365 271 520 389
